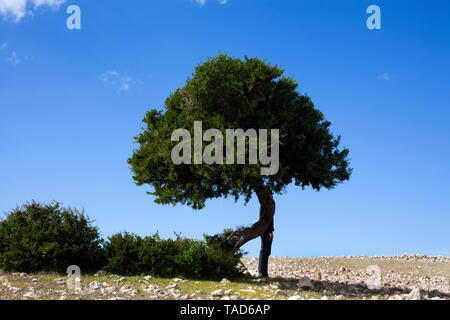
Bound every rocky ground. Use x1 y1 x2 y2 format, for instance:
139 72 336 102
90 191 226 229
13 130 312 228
0 255 448 300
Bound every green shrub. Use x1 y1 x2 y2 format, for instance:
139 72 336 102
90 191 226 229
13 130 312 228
0 201 105 273
103 229 245 279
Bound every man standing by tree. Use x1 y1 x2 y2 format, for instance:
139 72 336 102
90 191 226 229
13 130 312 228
259 192 274 279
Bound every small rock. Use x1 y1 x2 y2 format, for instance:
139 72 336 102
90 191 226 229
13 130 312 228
275 289 287 296
241 289 257 294
114 277 125 284
144 275 152 281
312 272 322 281
407 288 422 300
9 287 22 293
211 289 225 297
166 283 179 290
89 281 101 290
169 288 181 297
119 285 133 294
298 276 313 290
388 294 403 300
23 288 38 299
288 295 303 300
103 286 116 294
225 289 234 295
220 278 231 285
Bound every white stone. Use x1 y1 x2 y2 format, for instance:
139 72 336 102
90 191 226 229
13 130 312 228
288 295 304 300
119 285 133 294
211 289 225 297
23 288 38 299
89 281 101 290
225 289 234 295
407 288 422 300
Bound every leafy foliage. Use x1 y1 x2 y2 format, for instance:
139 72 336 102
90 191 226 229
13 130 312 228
0 201 105 273
103 229 245 279
128 53 352 209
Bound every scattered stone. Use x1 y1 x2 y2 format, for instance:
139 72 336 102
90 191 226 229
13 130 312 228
8 287 22 293
288 295 303 300
388 294 403 300
168 288 181 297
114 277 125 284
144 275 152 281
211 289 225 297
89 281 101 290
241 289 257 294
225 289 234 295
23 288 38 299
407 288 422 300
119 285 133 294
220 278 231 285
275 289 287 296
166 283 179 290
298 276 313 290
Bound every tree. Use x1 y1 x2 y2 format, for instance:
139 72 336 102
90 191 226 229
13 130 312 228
128 54 352 250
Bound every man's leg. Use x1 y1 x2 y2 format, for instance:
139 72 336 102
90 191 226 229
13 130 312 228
258 233 272 277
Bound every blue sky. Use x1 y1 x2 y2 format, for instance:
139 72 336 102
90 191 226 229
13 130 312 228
0 0 449 257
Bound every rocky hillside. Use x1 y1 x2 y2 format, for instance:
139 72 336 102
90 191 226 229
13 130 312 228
0 255 448 300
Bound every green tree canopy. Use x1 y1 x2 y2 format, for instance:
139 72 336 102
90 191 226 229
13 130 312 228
128 54 352 249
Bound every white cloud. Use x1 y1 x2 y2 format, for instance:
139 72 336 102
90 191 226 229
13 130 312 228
6 50 20 64
100 71 140 95
377 73 390 81
0 0 65 22
194 0 228 6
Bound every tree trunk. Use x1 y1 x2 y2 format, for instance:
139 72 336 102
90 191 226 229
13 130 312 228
226 190 275 251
